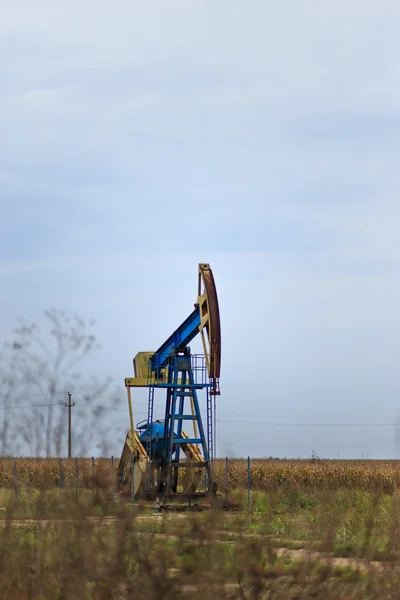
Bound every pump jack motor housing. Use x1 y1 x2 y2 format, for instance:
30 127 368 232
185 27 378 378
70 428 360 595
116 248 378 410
116 263 221 504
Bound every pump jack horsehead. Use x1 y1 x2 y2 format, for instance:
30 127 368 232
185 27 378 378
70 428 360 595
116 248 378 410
116 263 221 505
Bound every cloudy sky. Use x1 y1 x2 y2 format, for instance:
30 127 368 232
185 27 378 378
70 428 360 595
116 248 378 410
1 1 400 458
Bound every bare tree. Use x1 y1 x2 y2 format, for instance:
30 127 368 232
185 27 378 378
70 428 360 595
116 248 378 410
0 309 117 457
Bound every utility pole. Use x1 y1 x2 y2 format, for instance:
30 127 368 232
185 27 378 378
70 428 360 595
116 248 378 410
65 392 75 458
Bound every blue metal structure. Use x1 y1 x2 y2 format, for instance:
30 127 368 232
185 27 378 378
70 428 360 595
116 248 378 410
145 348 212 497
150 309 201 377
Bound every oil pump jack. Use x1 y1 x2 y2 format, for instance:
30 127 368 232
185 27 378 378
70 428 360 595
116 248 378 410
116 263 221 504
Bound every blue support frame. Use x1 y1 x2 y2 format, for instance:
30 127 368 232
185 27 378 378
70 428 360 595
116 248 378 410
139 302 216 498
145 350 212 496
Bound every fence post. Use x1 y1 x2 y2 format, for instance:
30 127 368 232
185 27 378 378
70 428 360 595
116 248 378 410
75 457 79 504
111 455 114 503
247 456 251 509
131 456 135 505
225 457 229 502
59 458 62 497
13 461 18 502
91 457 95 501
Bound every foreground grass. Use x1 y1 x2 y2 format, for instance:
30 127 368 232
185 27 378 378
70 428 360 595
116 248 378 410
2 486 400 598
2 496 400 599
1 484 400 561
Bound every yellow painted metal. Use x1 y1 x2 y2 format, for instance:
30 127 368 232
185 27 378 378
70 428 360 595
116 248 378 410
126 351 169 387
116 429 148 496
117 427 204 497
197 291 211 375
133 351 154 378
125 377 152 388
190 397 199 443
198 266 213 380
197 263 221 394
182 464 196 492
125 376 186 387
127 386 134 432
180 431 204 493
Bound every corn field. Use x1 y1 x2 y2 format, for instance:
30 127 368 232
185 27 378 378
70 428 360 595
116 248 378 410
1 457 400 492
214 458 400 492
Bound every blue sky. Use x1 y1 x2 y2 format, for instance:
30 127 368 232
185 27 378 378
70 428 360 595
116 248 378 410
1 1 400 458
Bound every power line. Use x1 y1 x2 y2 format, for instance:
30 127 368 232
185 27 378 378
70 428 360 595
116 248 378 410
65 394 400 420
0 393 68 401
116 409 397 427
216 411 395 420
116 407 398 426
217 419 396 427
72 393 149 406
0 402 65 410
0 393 398 427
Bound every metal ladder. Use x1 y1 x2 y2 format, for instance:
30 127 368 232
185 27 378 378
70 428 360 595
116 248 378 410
206 387 213 488
145 384 155 495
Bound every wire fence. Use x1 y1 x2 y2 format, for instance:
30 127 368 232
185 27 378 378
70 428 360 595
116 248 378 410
4 455 400 506
2 456 253 508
